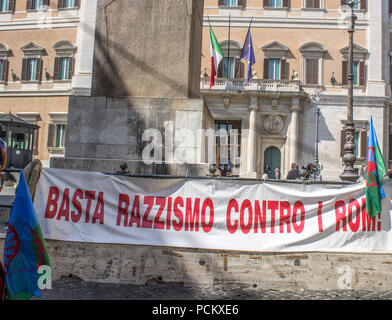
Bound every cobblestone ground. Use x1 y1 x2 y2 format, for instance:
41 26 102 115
30 276 392 300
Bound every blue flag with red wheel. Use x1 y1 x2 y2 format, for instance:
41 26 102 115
3 171 51 300
366 116 386 218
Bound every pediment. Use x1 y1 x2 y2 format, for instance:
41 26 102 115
340 43 368 54
262 41 289 52
21 42 45 53
299 42 326 53
0 43 10 55
53 40 76 51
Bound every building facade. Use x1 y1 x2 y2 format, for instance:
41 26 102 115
0 0 97 166
201 0 392 180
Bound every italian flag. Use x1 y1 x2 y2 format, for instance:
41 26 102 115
209 25 223 89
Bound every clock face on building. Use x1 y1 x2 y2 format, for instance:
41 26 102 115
264 115 284 135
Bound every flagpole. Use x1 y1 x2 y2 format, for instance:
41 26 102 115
234 16 254 79
227 13 231 79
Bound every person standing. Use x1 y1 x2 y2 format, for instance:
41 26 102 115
286 163 300 180
274 167 280 180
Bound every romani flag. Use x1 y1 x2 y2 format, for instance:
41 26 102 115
3 171 51 300
365 116 386 218
209 25 223 89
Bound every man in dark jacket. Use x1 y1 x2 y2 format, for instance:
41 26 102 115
286 163 300 180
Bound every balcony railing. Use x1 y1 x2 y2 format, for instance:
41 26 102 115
200 77 302 92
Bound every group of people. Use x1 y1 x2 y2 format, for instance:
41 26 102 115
262 163 301 181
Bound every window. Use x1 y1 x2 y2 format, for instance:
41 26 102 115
342 60 365 86
0 0 8 11
268 59 281 80
264 0 289 8
269 0 282 7
55 124 66 148
305 0 320 8
0 59 8 82
217 40 244 79
305 59 318 85
340 0 366 11
21 58 42 81
26 0 49 11
224 0 237 6
340 44 367 87
54 57 74 80
58 0 80 9
21 42 45 82
262 41 290 80
47 123 66 149
53 40 77 81
214 120 241 176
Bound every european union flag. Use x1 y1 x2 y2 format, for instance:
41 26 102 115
3 171 50 300
241 28 256 85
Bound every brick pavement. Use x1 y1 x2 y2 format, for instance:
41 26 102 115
31 275 392 300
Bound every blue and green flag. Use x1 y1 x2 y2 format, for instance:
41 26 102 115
366 116 386 218
3 171 51 300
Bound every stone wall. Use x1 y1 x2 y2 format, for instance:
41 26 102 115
91 0 204 99
2 237 392 290
63 96 211 165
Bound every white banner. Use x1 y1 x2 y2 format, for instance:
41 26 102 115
33 168 392 253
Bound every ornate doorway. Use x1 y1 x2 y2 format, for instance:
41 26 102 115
264 146 281 179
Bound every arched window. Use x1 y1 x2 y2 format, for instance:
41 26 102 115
218 40 244 79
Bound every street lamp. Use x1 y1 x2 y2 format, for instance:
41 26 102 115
340 0 359 182
310 89 322 181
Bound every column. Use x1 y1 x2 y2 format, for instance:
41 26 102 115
289 97 300 166
72 0 98 95
367 0 388 96
247 97 259 177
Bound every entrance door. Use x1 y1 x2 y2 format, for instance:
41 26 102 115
264 146 281 179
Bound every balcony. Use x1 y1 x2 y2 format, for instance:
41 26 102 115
200 78 302 93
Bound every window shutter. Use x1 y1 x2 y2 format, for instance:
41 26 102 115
218 60 223 78
47 124 55 148
306 59 318 85
237 0 245 7
53 57 60 80
58 0 64 8
26 0 33 10
43 0 50 6
314 0 320 8
8 0 15 12
1 60 8 83
263 58 269 79
218 0 225 6
263 0 269 7
74 0 80 8
21 58 28 81
283 0 290 8
360 131 367 158
342 60 347 86
33 128 39 155
68 57 75 79
360 0 366 11
235 61 244 79
280 59 287 80
341 0 346 6
390 0 392 15
340 130 345 157
359 61 365 86
36 58 43 82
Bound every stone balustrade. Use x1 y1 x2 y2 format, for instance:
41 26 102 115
200 77 302 92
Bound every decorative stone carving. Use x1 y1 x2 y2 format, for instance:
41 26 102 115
264 115 284 134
